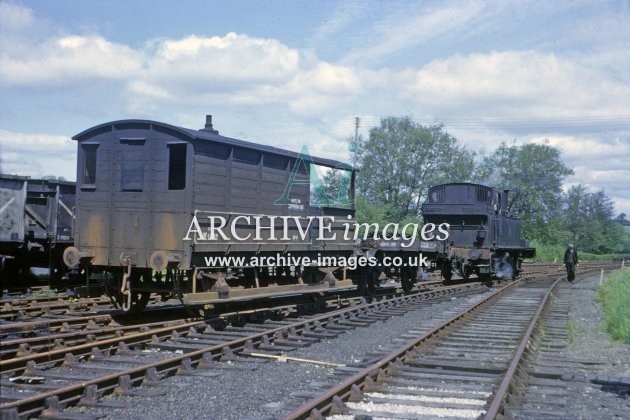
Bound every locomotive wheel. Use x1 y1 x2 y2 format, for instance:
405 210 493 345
479 273 493 287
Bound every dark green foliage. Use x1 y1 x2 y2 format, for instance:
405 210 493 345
563 185 624 254
355 116 474 221
622 226 630 253
480 141 573 240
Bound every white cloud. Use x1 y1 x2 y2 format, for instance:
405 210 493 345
286 63 362 115
0 130 76 180
311 0 370 43
1 1 629 215
0 34 143 87
0 129 72 147
120 32 363 117
339 0 486 66
1 3 142 87
533 136 630 161
1 3 141 87
124 35 365 116
528 135 630 217
0 1 33 31
147 33 299 88
399 50 630 117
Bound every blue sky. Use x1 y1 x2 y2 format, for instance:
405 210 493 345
1 0 629 214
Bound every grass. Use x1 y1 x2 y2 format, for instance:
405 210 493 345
528 241 630 263
566 320 581 347
596 269 630 344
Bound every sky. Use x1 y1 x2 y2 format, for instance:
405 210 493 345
1 0 629 215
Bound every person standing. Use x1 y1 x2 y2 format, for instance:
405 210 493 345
563 244 578 282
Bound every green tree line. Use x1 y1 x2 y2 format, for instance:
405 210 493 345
352 116 627 255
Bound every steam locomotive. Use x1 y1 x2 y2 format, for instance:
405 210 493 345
421 182 536 283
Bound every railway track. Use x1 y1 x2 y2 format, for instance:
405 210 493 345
284 264 615 419
0 263 619 418
0 295 115 322
0 281 487 418
0 282 435 373
500 273 630 418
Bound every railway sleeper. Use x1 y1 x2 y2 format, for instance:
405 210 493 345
78 384 133 409
175 358 222 377
113 375 168 398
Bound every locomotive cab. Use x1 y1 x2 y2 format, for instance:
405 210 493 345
422 183 535 282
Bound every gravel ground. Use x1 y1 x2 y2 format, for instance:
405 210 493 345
560 272 630 418
67 289 493 419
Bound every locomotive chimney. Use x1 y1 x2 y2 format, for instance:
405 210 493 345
201 114 219 134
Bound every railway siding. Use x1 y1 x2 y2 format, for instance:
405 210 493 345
0 282 483 418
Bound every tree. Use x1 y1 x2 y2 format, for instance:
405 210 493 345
563 186 624 253
615 213 629 226
481 140 573 240
355 116 475 221
310 165 352 208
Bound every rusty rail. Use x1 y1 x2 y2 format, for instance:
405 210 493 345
484 277 561 419
0 281 485 418
283 276 529 419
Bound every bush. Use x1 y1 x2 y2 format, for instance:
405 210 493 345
528 241 565 262
528 241 630 262
596 269 630 343
580 252 630 262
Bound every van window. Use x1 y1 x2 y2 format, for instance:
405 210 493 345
168 143 187 190
82 144 98 185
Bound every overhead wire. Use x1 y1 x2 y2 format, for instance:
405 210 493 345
1 115 628 150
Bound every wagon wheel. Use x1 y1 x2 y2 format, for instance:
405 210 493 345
400 266 416 294
441 263 452 282
124 291 151 313
460 263 472 280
